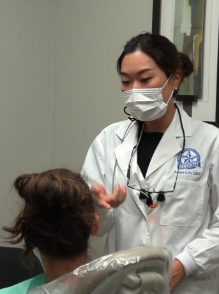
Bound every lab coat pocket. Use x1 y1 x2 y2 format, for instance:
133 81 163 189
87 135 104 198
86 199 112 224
160 180 205 227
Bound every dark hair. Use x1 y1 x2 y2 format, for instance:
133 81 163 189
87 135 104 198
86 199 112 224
3 169 95 260
117 32 193 83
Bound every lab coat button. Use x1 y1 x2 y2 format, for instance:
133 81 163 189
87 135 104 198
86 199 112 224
145 181 151 187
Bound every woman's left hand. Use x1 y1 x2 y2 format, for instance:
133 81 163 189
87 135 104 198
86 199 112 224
169 259 185 291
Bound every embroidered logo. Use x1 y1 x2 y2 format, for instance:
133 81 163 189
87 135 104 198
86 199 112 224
177 148 201 169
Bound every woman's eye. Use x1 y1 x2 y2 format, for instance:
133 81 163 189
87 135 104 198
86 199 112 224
121 80 130 85
141 78 151 83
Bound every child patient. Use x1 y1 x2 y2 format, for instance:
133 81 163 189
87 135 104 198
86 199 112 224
0 168 99 294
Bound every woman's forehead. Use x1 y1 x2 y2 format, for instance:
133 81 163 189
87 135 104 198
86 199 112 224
121 51 160 74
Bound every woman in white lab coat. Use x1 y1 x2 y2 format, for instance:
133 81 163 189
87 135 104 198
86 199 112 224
82 32 219 294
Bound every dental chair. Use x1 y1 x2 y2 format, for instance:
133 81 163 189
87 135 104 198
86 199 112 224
0 246 43 289
28 245 172 294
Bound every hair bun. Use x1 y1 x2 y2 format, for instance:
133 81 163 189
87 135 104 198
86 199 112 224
13 174 34 201
178 52 194 78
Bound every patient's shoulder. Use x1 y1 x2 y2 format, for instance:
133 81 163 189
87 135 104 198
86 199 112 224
0 274 45 294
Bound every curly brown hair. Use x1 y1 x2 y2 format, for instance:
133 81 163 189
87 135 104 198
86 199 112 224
3 169 95 260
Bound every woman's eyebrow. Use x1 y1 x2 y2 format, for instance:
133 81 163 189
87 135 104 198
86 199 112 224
120 68 153 76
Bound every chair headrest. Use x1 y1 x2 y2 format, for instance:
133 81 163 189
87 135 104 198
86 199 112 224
28 246 172 294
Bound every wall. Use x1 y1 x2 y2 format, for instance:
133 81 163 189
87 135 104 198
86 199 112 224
0 0 54 244
51 0 153 259
0 0 153 249
51 0 153 171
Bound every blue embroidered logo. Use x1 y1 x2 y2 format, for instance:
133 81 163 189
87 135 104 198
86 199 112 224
177 148 201 169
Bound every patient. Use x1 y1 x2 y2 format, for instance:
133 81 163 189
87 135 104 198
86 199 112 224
0 168 99 294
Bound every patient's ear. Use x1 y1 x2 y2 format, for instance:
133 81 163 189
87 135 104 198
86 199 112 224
90 215 99 236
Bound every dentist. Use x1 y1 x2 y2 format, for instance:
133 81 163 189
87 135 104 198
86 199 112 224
82 32 219 294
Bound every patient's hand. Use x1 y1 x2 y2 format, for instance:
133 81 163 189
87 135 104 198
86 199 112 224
91 184 126 209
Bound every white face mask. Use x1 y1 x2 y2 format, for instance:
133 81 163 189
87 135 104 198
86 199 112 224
122 75 174 121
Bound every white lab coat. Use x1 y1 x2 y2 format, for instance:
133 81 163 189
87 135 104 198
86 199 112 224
82 108 219 294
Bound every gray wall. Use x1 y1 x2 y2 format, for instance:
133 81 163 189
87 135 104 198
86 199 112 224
0 1 153 244
0 0 54 243
51 1 153 170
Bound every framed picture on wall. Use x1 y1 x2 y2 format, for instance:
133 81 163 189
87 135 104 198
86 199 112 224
152 0 219 126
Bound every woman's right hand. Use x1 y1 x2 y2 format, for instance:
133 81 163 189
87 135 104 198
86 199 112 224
91 184 126 209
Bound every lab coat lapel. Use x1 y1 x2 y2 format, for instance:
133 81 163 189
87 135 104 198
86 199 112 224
115 120 147 217
114 121 139 179
146 107 191 178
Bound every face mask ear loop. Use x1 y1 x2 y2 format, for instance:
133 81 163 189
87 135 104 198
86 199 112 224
166 90 174 104
161 74 173 104
161 74 173 90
